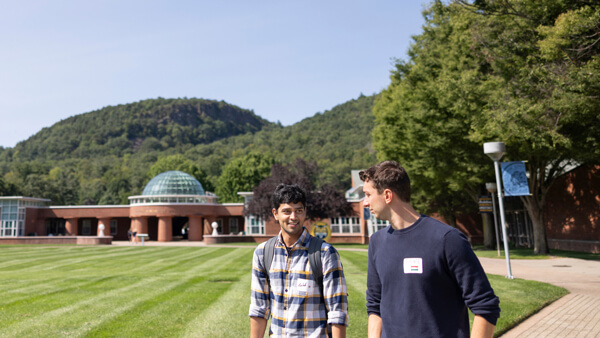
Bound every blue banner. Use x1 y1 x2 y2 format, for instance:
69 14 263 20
501 161 530 196
364 208 371 220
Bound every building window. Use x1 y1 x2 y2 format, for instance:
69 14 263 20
369 215 390 236
110 220 118 236
246 216 265 235
1 220 14 237
215 219 223 234
82 219 92 235
0 199 25 237
46 219 65 236
229 218 239 234
330 217 361 234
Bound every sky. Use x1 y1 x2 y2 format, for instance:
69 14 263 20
0 0 429 148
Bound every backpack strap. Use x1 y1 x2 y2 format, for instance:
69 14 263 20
263 236 278 283
308 236 327 324
308 236 324 294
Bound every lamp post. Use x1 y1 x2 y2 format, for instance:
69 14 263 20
485 183 501 257
483 142 514 279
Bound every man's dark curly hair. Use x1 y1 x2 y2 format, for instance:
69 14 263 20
271 183 307 210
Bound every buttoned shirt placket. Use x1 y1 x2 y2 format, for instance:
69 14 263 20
283 244 292 336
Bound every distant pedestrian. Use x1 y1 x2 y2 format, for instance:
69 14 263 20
127 228 136 245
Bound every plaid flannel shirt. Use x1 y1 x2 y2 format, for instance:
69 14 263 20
249 228 348 337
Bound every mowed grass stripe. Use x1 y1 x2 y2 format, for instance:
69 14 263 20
0 246 107 269
0 247 251 337
338 250 369 337
0 248 232 320
182 271 253 337
1 275 161 337
0 246 153 271
1 246 169 272
0 247 217 308
84 248 254 337
0 275 120 311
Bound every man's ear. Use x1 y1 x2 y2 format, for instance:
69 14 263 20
272 208 278 220
384 189 393 204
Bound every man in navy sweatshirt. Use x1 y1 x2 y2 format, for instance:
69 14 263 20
361 161 500 338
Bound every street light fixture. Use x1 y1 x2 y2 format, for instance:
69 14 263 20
483 142 514 279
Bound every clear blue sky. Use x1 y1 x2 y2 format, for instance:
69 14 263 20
0 0 429 148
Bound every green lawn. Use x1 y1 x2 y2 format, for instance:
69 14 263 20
0 245 567 337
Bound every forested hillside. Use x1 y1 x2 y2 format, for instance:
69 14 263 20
0 95 377 205
2 98 272 161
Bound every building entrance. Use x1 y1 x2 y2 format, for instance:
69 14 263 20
173 217 189 240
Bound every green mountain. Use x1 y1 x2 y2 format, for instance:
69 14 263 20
0 95 377 205
6 97 272 161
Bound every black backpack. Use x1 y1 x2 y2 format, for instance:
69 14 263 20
262 236 324 292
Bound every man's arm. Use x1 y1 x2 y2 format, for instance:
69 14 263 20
332 324 346 338
368 314 382 338
366 239 382 338
321 246 349 328
250 316 267 338
471 315 495 338
249 245 270 337
444 231 501 329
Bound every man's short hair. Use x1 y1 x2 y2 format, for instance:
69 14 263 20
359 160 411 203
271 184 307 210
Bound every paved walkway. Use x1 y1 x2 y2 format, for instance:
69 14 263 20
478 256 600 337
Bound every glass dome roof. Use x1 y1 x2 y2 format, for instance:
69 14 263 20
142 171 205 196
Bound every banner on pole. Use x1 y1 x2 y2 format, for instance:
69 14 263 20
501 161 530 196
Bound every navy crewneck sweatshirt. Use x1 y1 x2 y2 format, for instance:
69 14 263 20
366 215 500 337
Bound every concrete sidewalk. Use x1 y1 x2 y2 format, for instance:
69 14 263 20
478 256 600 337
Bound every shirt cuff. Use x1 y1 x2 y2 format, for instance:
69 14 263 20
327 310 348 326
248 305 269 319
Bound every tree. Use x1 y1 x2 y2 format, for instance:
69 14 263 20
373 1 492 226
147 154 214 192
0 176 6 196
466 0 600 254
245 159 355 221
215 152 275 203
374 0 600 254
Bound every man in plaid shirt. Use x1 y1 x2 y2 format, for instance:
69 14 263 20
249 184 349 337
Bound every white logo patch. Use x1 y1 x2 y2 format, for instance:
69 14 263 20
403 258 423 274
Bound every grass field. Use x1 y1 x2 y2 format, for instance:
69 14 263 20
0 245 567 337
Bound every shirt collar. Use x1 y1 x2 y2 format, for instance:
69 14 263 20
277 227 309 248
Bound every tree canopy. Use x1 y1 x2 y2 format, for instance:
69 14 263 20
374 0 600 254
245 159 355 221
216 152 275 203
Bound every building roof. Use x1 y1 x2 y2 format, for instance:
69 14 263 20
142 171 205 196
